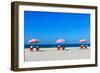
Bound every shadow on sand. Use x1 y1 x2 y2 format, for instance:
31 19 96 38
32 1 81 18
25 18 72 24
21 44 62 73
64 49 69 51
35 50 46 52
31 48 70 52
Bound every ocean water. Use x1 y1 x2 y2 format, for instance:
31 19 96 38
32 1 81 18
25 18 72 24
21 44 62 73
24 44 90 48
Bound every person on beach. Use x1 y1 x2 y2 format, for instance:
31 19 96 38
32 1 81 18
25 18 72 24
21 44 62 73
57 45 61 50
62 46 65 50
80 45 87 49
85 45 87 48
36 46 39 51
29 46 33 52
57 45 65 50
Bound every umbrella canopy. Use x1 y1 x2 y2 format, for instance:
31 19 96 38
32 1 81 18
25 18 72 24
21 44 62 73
28 39 40 43
56 39 65 43
80 39 87 43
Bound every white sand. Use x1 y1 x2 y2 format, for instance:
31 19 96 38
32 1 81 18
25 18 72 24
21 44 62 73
24 47 90 62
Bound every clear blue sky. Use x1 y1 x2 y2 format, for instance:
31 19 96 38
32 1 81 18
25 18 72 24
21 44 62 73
24 11 90 44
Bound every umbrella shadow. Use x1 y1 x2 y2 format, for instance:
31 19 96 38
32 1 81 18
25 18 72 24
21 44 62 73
64 49 70 51
36 50 46 52
80 48 90 50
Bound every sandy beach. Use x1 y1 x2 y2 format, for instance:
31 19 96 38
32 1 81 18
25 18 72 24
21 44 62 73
24 47 90 62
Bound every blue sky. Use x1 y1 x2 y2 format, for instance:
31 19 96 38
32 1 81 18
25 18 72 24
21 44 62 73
24 11 90 44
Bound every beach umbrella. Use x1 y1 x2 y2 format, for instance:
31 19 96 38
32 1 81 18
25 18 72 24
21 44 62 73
56 39 65 43
28 39 40 44
80 39 87 43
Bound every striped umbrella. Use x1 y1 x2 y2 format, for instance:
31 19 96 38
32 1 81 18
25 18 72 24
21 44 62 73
80 39 87 43
56 39 65 43
28 39 40 44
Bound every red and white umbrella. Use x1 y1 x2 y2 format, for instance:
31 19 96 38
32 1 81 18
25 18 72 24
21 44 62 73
28 39 40 43
80 39 87 43
56 39 65 43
